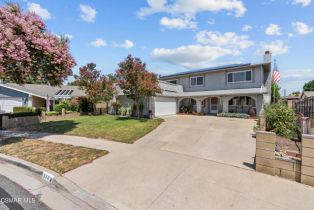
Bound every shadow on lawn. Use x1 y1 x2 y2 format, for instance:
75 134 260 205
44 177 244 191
116 116 149 122
34 120 80 134
0 137 23 146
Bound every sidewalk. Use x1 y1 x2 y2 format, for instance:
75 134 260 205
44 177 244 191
0 153 117 210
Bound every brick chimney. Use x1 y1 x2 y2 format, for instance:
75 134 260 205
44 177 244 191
264 51 272 63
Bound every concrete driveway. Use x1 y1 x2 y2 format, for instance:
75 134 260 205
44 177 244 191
64 115 314 210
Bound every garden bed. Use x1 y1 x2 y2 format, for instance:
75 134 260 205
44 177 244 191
275 136 301 161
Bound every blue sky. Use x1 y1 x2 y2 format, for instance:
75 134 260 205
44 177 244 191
2 0 314 94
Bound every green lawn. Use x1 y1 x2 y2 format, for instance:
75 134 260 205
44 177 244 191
35 115 164 144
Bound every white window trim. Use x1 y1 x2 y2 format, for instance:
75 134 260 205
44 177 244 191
190 76 204 87
227 70 252 84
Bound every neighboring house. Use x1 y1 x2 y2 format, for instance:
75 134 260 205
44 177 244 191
0 83 85 113
301 91 314 99
282 95 300 109
117 52 272 117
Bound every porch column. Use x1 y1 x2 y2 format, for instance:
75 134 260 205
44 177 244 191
46 98 50 112
196 99 202 113
222 97 229 113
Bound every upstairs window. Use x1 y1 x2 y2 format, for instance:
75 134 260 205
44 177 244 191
190 76 204 86
227 70 252 83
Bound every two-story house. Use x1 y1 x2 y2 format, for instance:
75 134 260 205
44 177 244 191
115 52 272 117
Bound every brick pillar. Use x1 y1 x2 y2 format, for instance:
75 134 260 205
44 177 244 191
259 115 266 131
256 131 276 175
301 134 314 186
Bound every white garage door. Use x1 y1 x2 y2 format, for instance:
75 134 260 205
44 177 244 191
0 97 23 113
154 97 177 116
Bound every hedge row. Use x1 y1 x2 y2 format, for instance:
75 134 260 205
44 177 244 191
217 112 250 119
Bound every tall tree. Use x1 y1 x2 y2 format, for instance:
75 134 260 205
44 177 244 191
116 55 161 117
303 80 314 91
271 83 281 103
75 63 115 113
0 4 75 85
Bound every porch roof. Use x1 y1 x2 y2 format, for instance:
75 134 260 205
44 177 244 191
178 87 268 98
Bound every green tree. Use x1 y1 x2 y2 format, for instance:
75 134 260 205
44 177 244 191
74 63 116 113
116 55 161 117
271 83 281 103
303 80 314 91
291 91 301 97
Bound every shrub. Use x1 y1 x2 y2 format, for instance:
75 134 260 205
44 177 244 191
78 97 94 113
13 106 35 113
264 104 299 139
112 101 122 115
69 98 79 112
6 112 40 118
46 111 59 116
35 107 46 114
217 112 250 119
55 100 71 114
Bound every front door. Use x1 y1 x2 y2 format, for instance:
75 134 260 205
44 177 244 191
210 97 218 114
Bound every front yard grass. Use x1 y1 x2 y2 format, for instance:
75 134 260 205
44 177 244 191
34 115 164 144
0 138 107 174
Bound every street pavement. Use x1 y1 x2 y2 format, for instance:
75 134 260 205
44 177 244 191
0 175 49 210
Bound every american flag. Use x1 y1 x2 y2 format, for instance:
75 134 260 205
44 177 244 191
272 61 281 84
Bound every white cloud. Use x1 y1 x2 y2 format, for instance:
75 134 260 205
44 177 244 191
265 24 282 36
27 3 51 20
151 45 240 68
281 69 314 93
91 38 107 47
54 33 73 41
242 24 252 32
208 18 215 25
120 40 134 49
80 4 97 23
258 40 289 56
160 17 197 29
287 33 294 37
292 0 312 7
196 31 254 49
292 21 313 35
138 0 246 18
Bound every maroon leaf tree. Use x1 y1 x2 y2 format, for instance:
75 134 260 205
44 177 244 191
75 63 115 113
116 55 161 117
0 4 76 85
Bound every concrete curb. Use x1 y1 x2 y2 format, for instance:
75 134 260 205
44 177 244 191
0 154 117 210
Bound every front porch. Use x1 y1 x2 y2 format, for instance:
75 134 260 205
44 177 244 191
178 95 258 116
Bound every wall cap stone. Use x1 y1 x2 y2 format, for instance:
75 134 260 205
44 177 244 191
303 134 314 140
256 131 276 135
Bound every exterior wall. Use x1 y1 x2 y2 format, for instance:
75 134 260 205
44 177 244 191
31 96 45 108
1 115 41 129
116 95 150 116
166 66 264 92
301 135 314 186
256 131 301 182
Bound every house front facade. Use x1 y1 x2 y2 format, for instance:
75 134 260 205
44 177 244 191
122 52 272 117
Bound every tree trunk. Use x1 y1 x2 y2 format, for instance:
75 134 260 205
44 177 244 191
134 98 140 118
